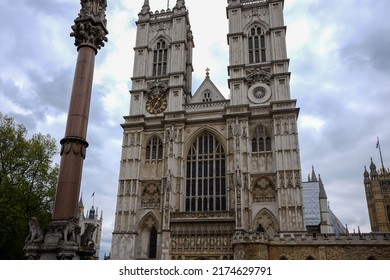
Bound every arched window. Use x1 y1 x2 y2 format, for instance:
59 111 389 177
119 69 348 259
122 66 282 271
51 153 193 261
153 39 168 76
148 227 158 259
146 136 163 161
248 26 266 64
185 132 226 212
252 126 272 153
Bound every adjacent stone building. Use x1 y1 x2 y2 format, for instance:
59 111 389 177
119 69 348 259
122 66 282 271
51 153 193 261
364 159 390 232
110 0 390 260
77 196 103 260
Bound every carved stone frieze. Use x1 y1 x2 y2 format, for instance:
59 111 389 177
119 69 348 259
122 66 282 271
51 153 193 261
146 79 169 94
149 22 173 33
245 67 272 87
170 221 234 256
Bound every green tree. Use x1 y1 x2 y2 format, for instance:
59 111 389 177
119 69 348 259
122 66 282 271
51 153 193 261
0 113 59 259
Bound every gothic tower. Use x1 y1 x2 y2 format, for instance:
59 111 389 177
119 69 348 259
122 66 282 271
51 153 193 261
364 159 390 232
226 0 305 238
111 0 306 260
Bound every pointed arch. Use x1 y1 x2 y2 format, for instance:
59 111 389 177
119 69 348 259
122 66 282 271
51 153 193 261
149 34 172 48
139 212 159 230
184 126 226 155
137 212 159 259
254 208 279 235
144 134 164 161
243 20 269 35
184 129 227 212
150 36 171 77
243 21 269 65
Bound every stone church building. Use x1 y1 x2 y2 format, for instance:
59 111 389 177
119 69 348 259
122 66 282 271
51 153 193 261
110 0 390 260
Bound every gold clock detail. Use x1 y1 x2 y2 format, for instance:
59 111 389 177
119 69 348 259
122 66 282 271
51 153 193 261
146 93 167 114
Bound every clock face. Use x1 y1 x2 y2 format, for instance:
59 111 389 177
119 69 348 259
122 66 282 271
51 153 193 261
146 93 167 114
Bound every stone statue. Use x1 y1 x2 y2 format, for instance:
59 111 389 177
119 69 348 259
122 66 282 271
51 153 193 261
25 217 44 243
81 223 96 248
63 217 78 243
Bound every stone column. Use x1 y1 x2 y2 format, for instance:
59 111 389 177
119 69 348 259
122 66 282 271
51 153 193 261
24 0 108 260
53 0 108 220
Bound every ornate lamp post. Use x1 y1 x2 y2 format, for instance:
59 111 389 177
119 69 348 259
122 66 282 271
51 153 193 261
24 0 108 260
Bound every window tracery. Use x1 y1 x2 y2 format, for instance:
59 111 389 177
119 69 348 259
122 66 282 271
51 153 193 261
145 136 163 161
185 132 226 211
153 39 168 76
248 25 266 64
251 125 272 153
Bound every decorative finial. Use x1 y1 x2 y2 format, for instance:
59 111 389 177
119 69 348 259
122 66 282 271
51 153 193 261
206 67 210 77
142 0 150 12
71 0 108 53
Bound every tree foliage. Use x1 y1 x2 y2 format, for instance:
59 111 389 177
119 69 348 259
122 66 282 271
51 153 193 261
0 113 59 259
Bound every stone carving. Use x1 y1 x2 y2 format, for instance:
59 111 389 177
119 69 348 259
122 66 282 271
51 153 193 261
81 223 96 248
60 137 88 159
141 183 161 207
25 217 44 243
252 177 276 202
78 0 107 22
245 67 272 86
71 0 108 52
254 209 279 235
63 217 78 243
170 221 234 257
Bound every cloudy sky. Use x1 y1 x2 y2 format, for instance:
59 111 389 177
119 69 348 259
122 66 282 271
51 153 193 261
1 0 389 258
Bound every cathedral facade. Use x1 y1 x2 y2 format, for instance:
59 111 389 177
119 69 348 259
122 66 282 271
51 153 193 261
111 0 390 260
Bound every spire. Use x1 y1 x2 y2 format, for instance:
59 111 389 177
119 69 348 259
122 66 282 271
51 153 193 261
370 158 378 177
175 0 186 9
318 174 327 200
78 193 84 208
363 166 370 178
311 165 318 182
141 0 150 14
